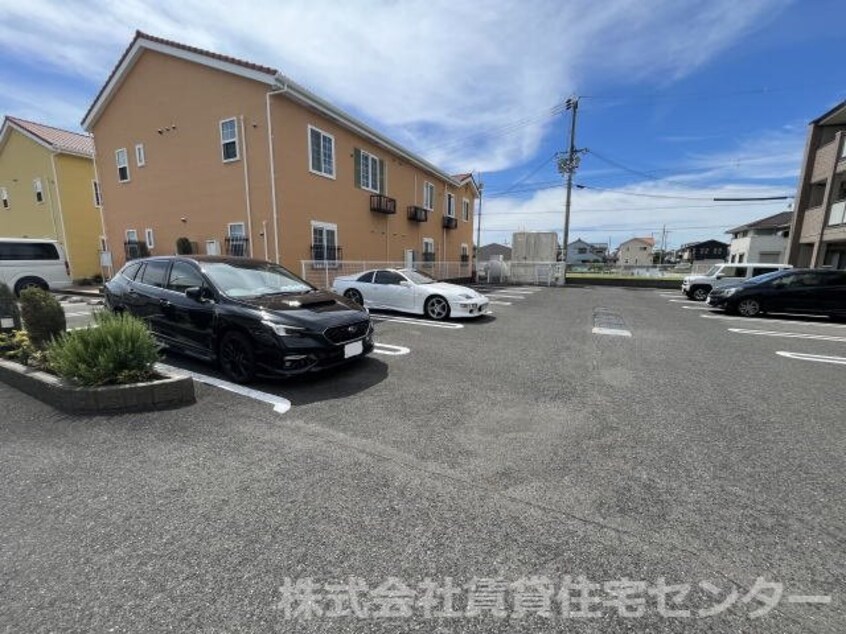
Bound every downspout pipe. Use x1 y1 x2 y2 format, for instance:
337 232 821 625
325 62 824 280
266 83 288 264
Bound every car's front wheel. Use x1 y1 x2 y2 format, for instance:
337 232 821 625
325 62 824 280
736 298 762 317
424 295 450 320
344 288 364 306
690 285 710 301
218 331 256 383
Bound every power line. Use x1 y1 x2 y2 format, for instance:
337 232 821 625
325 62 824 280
492 154 557 197
575 183 793 201
479 199 788 216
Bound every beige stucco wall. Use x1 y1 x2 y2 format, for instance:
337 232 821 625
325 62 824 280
53 153 104 278
91 48 475 272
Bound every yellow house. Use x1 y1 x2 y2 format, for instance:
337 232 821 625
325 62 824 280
0 116 104 280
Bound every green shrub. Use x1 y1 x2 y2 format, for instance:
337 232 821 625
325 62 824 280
19 287 65 348
47 312 160 386
0 283 22 331
176 237 193 255
0 330 43 366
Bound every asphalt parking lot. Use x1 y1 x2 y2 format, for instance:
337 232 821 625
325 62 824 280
1 285 843 632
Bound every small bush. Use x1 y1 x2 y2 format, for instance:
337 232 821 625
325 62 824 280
0 330 45 367
0 283 22 331
19 288 65 348
47 312 161 386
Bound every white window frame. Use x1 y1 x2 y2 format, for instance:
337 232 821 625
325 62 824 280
33 178 44 204
462 198 470 222
205 239 221 256
144 228 155 249
445 192 455 218
359 149 380 192
1 186 8 209
308 125 335 178
423 181 435 211
227 222 246 237
460 243 469 257
220 118 239 163
125 229 138 243
311 220 339 268
135 143 146 167
116 148 130 183
422 237 435 254
92 180 102 207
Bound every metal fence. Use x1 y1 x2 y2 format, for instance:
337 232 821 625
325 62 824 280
300 260 473 289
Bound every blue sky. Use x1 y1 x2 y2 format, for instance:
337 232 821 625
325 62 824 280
1 0 843 250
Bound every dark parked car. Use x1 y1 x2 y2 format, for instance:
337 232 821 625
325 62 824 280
105 256 374 382
706 268 846 318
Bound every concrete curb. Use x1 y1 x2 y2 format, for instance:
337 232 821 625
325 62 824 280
0 359 195 415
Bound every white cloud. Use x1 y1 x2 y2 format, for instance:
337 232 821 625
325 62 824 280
0 0 789 170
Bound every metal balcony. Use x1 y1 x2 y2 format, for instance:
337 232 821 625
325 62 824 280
225 236 250 257
442 216 458 229
370 194 397 214
407 206 428 222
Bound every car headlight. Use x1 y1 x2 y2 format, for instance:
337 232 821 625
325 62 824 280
262 320 305 337
458 293 474 300
723 287 739 297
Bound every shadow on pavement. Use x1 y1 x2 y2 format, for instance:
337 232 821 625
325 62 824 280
160 350 389 406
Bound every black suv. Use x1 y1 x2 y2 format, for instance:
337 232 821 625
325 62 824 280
105 256 374 382
706 268 846 318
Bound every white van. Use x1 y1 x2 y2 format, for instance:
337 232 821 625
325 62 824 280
682 262 792 301
0 239 72 296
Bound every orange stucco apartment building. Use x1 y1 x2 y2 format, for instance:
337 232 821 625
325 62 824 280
82 32 478 277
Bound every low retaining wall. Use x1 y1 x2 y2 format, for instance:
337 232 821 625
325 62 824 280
0 359 195 415
564 276 682 289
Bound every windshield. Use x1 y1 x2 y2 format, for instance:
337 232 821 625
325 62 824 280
400 269 436 284
703 265 720 277
203 261 313 298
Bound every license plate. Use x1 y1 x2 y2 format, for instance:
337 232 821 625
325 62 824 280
344 340 364 358
1 318 13 328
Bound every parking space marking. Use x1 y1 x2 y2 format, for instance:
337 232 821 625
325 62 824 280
776 351 846 365
371 315 464 329
484 294 526 300
63 311 90 317
373 343 411 356
701 313 846 329
592 327 632 337
667 298 701 304
156 363 292 414
488 300 512 306
680 305 713 311
728 328 846 343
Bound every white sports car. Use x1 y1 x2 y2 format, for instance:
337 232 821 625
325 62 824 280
332 268 489 320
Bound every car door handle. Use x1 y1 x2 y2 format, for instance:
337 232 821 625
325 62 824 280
159 299 172 308
128 288 137 296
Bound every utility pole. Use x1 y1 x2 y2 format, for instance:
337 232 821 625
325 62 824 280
558 97 583 284
474 176 483 282
660 224 667 265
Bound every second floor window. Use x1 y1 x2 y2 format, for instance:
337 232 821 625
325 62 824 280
220 118 239 162
309 126 335 177
357 149 382 192
423 182 435 210
1 187 8 209
135 143 146 167
462 198 470 222
92 181 101 207
33 178 44 203
116 148 130 182
446 193 455 217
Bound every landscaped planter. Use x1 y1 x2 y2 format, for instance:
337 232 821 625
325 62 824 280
0 359 195 415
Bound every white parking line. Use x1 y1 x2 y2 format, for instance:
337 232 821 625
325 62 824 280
156 363 292 414
680 305 713 311
373 342 411 356
667 298 701 304
371 315 464 329
776 351 846 365
63 311 90 317
592 327 632 337
728 328 846 343
488 300 512 306
701 313 846 329
484 294 526 300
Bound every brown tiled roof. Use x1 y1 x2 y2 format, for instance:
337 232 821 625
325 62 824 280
451 172 472 182
636 236 655 246
82 30 279 127
4 116 93 156
726 211 792 234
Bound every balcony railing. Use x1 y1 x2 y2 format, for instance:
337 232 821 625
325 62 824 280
370 194 397 214
124 240 149 261
422 252 436 263
225 236 250 257
407 206 428 222
442 216 458 229
311 245 343 268
460 254 470 263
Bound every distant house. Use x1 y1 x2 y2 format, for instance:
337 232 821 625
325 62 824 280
566 238 607 265
0 116 103 279
617 237 655 266
477 242 512 262
727 211 792 264
677 239 728 263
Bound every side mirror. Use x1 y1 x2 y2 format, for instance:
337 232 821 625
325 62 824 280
715 274 724 279
399 280 412 287
185 286 209 302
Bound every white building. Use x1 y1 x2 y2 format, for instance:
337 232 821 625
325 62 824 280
617 237 655 266
727 211 792 264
